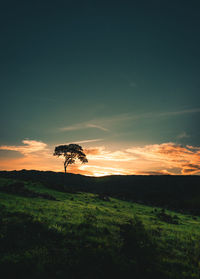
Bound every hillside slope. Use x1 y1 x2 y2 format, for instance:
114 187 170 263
0 176 200 278
1 170 200 214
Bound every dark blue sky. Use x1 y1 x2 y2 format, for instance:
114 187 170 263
0 0 200 174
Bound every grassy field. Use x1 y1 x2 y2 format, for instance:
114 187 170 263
0 176 200 279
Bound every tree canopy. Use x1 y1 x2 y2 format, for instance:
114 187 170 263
53 144 88 173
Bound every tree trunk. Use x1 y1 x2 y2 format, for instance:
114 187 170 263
64 160 67 174
64 160 69 174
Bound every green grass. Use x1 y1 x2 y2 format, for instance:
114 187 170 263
0 177 200 279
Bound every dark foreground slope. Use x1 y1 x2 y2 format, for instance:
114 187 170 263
1 170 200 214
0 176 200 279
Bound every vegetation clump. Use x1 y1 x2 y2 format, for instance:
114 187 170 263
97 193 110 201
156 209 179 224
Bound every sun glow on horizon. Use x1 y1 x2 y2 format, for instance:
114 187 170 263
0 140 200 176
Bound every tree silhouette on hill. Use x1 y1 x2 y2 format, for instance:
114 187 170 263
53 144 88 173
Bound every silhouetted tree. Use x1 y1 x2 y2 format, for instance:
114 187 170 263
53 144 88 173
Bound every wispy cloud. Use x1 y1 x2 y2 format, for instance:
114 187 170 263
59 107 200 133
0 140 48 155
68 139 103 144
127 107 200 120
158 108 200 117
60 122 109 132
84 146 137 162
86 124 109 131
60 123 85 132
176 132 190 139
59 113 135 133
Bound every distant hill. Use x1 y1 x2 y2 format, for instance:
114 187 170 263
0 170 200 215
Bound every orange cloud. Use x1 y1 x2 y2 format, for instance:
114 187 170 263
0 140 200 176
84 147 105 155
0 140 58 171
127 143 200 175
0 140 48 155
84 147 136 162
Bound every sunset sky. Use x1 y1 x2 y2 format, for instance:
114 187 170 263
0 0 200 176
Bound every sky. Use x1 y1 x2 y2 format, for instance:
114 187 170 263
0 0 200 176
